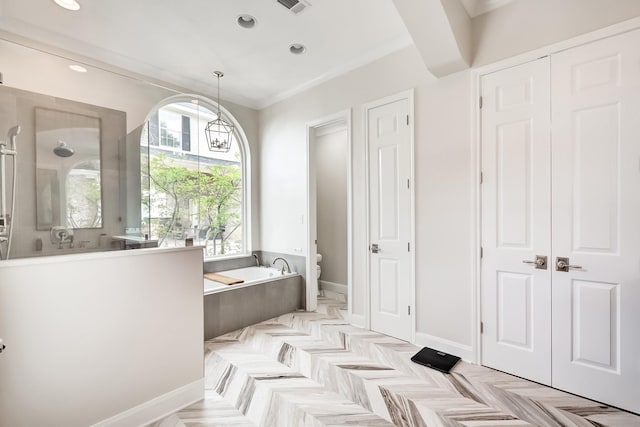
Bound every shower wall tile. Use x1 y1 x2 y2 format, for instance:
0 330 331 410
204 254 258 273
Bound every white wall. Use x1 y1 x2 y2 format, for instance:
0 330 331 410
315 125 348 286
415 70 474 352
258 0 640 363
0 247 204 427
259 45 476 357
472 0 640 66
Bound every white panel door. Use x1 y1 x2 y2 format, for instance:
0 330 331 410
551 29 640 414
368 97 412 341
481 58 552 385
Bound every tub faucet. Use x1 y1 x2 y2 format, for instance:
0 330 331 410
252 253 259 267
272 257 291 274
58 231 74 249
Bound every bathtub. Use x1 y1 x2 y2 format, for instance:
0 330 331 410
204 266 297 295
203 266 302 339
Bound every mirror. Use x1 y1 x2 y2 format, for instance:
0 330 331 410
35 108 102 229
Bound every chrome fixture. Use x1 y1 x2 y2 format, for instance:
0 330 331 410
53 140 75 157
522 255 547 270
205 71 234 152
289 43 307 55
370 243 380 253
0 337 5 354
556 257 582 272
0 125 21 260
50 226 74 249
252 253 260 267
237 14 257 29
272 257 291 274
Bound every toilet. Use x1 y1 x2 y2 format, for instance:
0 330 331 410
316 253 322 279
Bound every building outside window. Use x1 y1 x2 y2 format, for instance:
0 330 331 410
140 97 249 258
158 109 182 149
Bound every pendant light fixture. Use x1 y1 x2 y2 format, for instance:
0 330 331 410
205 71 234 152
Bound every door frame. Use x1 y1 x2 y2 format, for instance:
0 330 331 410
363 89 416 342
472 16 640 364
305 110 352 312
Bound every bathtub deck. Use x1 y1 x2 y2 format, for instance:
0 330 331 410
152 292 639 427
204 267 298 295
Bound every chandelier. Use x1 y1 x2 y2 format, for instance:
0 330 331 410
205 71 234 152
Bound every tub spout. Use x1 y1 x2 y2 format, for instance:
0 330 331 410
272 257 291 274
252 253 259 267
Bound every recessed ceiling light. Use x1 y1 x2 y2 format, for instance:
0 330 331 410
69 64 88 73
191 99 199 104
289 43 307 55
53 0 80 11
237 14 257 29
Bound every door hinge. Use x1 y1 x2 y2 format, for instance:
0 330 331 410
408 305 411 315
480 247 483 258
407 179 410 189
480 322 484 334
408 242 410 252
480 172 483 184
406 114 410 125
479 96 483 109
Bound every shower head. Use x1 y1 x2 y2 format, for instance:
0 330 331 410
7 126 20 150
53 140 74 157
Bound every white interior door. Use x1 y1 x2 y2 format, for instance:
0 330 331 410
368 96 412 341
481 58 552 385
551 29 640 414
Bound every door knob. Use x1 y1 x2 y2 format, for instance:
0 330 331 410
522 255 547 269
370 243 380 254
556 257 582 272
0 338 5 354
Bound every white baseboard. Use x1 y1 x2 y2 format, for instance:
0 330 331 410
90 378 204 427
414 332 476 363
319 280 347 295
350 313 366 328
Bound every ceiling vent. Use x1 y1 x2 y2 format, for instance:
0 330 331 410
276 0 311 15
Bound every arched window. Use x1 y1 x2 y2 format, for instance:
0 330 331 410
140 95 251 258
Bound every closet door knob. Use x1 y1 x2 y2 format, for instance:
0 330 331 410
556 257 582 272
522 255 547 269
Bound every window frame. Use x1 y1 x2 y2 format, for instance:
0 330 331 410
141 94 252 260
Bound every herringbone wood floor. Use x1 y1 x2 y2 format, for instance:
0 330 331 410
151 294 640 427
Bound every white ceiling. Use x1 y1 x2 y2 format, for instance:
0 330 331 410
0 0 516 109
0 0 414 109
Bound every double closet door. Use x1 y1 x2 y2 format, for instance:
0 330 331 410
481 29 640 414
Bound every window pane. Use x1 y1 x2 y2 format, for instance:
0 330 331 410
141 100 245 258
66 159 102 228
